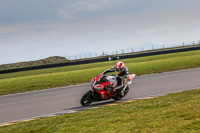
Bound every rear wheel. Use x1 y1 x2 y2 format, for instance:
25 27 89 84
80 91 94 106
123 86 129 96
112 86 129 101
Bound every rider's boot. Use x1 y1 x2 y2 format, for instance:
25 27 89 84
121 89 124 97
120 84 128 97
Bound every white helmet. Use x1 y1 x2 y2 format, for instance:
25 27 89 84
115 61 125 73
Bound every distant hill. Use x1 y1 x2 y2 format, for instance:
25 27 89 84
0 56 68 70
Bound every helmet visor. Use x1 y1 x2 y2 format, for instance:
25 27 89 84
116 68 121 72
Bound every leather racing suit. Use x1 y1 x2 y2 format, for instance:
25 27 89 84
102 66 129 96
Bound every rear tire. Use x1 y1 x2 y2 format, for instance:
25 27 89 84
80 91 94 106
112 86 129 101
123 86 129 96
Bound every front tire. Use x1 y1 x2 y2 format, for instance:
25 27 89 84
80 91 94 106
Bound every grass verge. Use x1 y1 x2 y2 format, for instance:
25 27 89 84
1 49 200 80
0 88 200 132
1 50 200 95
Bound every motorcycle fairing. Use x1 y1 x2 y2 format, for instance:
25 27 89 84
128 74 135 84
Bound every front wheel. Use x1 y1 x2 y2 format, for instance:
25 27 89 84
80 91 94 106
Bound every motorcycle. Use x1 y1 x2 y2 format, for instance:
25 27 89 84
80 73 135 106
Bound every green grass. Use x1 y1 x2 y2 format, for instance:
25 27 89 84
2 44 199 71
1 49 200 80
1 88 200 132
1 50 200 96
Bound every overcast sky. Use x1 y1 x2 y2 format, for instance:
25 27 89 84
1 0 200 64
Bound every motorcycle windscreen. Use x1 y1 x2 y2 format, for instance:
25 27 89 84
95 75 109 84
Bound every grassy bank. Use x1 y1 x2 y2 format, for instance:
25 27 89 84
1 88 200 132
1 50 200 95
1 49 200 80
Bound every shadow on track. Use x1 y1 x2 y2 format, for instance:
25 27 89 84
64 100 117 111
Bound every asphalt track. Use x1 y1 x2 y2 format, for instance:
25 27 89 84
0 67 200 125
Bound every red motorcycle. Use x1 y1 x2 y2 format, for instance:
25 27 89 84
80 73 135 106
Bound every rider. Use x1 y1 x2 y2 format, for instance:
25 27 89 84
102 61 129 96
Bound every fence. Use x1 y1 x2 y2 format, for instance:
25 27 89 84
67 40 200 60
0 43 200 74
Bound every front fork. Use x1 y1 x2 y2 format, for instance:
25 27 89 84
90 89 100 101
